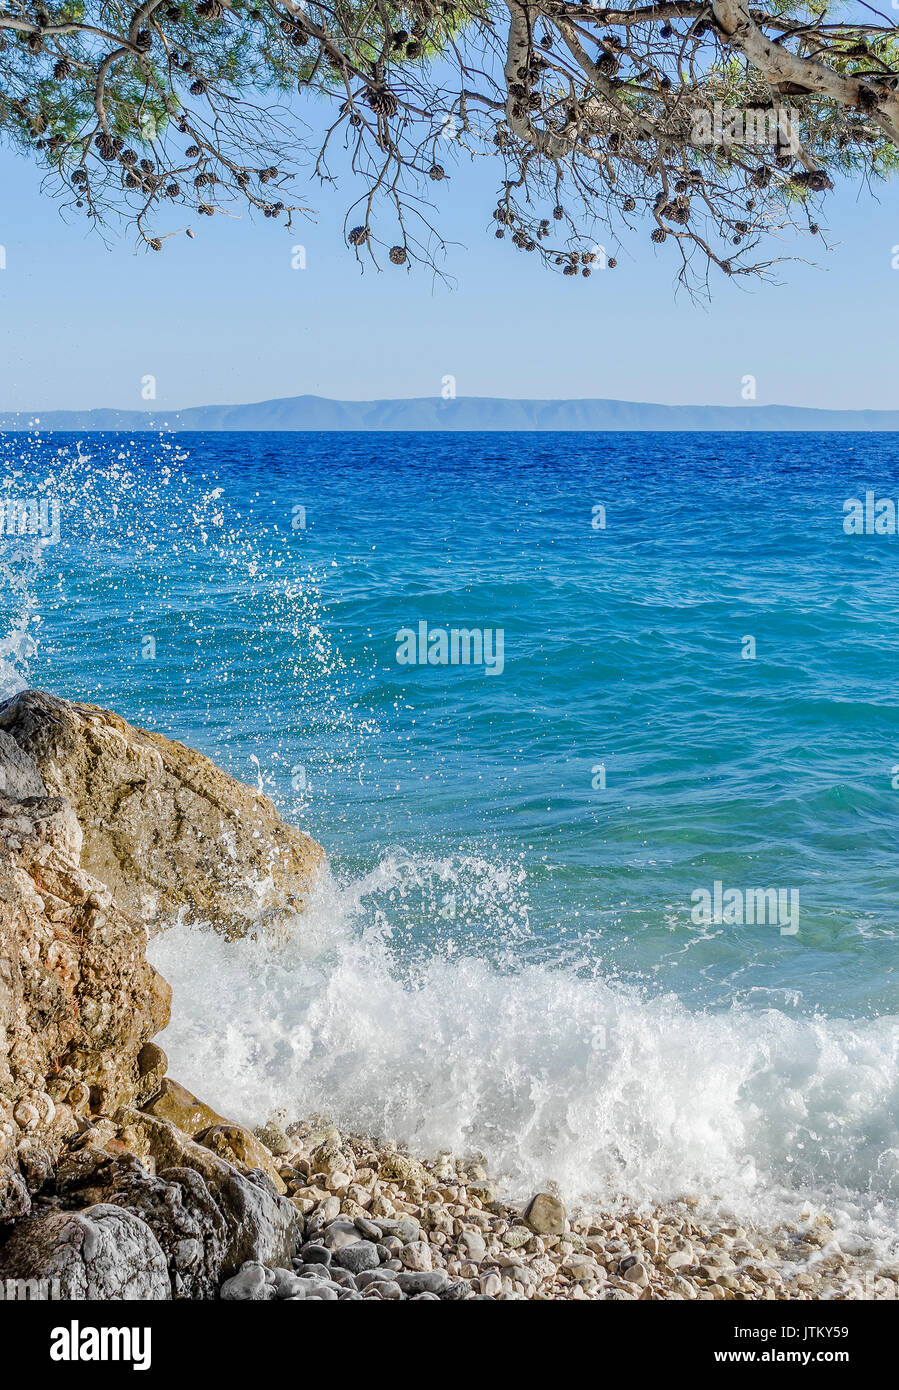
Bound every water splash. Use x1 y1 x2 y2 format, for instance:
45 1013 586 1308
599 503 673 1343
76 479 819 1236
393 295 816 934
149 850 899 1260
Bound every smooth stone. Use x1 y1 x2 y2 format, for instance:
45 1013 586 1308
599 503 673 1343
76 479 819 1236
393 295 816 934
356 1268 400 1288
524 1192 567 1236
335 1240 380 1274
395 1269 449 1295
363 1282 403 1299
220 1262 275 1301
299 1242 332 1266
459 1230 487 1262
294 1263 334 1280
371 1218 420 1243
667 1249 693 1270
400 1240 433 1272
322 1221 362 1250
328 1266 358 1288
271 1270 308 1299
354 1216 383 1241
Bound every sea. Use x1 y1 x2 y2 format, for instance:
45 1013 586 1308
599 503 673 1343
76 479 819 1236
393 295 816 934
1 428 897 1257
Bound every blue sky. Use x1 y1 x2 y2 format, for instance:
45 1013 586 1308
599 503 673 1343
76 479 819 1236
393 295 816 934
1 131 898 411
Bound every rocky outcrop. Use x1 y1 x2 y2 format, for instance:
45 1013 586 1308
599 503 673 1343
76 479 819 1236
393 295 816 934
0 694 310 1296
0 689 324 937
0 733 171 1228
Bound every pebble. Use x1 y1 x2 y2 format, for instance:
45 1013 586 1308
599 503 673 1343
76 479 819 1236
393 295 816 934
335 1241 381 1274
460 1230 487 1262
395 1269 450 1295
298 1242 331 1266
400 1240 433 1272
212 1121 891 1302
524 1192 567 1236
322 1221 362 1250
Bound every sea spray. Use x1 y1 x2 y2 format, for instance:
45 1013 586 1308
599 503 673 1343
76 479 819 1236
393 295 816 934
149 850 899 1261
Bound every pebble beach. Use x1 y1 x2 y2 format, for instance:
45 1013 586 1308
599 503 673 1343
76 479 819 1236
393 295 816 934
219 1117 899 1301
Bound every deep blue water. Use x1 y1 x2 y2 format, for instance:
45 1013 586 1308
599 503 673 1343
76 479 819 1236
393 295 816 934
2 430 897 1230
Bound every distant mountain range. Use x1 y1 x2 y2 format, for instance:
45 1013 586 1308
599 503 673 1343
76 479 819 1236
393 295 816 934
2 395 899 432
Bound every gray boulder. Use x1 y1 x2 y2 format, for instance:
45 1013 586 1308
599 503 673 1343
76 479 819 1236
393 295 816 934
0 1204 170 1299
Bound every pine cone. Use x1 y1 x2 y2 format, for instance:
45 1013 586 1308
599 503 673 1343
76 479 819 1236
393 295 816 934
651 227 666 243
389 245 407 264
365 85 398 118
348 226 369 246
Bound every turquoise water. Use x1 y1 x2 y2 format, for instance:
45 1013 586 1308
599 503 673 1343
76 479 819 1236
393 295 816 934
2 430 897 1242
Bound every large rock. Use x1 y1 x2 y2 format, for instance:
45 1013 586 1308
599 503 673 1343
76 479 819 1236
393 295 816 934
196 1122 287 1195
0 1203 171 1299
118 1109 302 1277
0 737 171 1226
51 1150 230 1300
0 694 305 1291
142 1077 229 1136
0 689 324 937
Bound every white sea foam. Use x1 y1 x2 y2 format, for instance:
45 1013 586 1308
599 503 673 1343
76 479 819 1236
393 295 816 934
150 850 899 1259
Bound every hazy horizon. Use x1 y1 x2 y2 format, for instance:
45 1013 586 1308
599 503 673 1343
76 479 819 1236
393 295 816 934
2 141 898 415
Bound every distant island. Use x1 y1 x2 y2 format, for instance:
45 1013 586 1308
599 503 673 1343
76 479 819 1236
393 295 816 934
3 395 899 432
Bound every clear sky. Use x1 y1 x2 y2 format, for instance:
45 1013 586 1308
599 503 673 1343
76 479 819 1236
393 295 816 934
1 128 898 412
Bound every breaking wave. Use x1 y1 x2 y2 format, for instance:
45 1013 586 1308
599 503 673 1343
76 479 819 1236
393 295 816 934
149 849 899 1260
